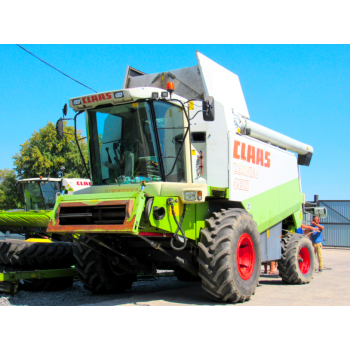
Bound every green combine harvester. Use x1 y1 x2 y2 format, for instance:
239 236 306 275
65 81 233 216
45 52 328 303
0 177 90 293
0 177 91 240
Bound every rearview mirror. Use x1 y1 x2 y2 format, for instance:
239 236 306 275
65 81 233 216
56 118 64 140
63 103 68 116
203 96 215 121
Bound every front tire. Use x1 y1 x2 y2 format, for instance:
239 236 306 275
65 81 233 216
73 235 136 294
198 208 262 303
278 234 315 284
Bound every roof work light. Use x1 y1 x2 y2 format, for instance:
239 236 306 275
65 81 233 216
166 82 175 98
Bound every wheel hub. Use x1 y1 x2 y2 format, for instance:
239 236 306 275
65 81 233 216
298 247 311 274
236 233 255 280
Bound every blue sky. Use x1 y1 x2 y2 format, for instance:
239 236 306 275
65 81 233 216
0 44 349 201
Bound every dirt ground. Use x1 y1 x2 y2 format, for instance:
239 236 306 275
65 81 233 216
84 247 350 306
1 247 349 306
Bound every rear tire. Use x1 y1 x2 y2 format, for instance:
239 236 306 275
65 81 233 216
73 235 136 294
0 239 74 269
278 234 315 284
198 208 261 303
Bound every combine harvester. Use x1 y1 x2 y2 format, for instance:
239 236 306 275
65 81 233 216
0 177 91 240
0 177 90 293
48 52 326 303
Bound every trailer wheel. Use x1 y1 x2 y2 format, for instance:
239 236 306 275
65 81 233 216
278 234 315 284
0 239 74 269
73 235 136 294
198 208 261 303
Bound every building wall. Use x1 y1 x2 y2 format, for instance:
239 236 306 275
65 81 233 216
304 200 350 247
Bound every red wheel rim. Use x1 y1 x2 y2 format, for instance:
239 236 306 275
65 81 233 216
298 247 311 274
236 233 255 280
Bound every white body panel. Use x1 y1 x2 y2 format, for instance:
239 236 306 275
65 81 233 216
190 100 228 187
228 133 299 201
196 51 250 118
205 101 228 188
189 52 311 191
18 178 61 182
62 178 91 193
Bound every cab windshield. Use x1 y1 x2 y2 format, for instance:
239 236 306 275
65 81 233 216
87 101 186 185
23 181 60 210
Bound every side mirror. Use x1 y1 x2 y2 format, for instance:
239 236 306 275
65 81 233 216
63 103 68 116
304 206 328 219
56 118 64 140
202 96 215 121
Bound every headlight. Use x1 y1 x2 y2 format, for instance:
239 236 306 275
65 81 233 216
184 191 196 201
114 91 124 98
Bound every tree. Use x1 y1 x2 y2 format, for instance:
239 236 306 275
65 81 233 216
0 169 24 210
13 121 90 179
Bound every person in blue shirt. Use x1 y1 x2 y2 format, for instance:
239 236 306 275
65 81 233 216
296 224 315 235
310 216 325 272
296 227 303 234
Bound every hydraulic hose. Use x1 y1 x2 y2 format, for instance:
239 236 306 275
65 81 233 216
167 198 187 251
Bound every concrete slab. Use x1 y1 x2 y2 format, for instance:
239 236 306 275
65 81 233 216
85 247 350 306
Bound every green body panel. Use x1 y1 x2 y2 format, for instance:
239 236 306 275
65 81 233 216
0 267 77 283
50 189 146 234
0 267 77 294
0 210 52 228
194 201 209 243
292 205 303 230
48 179 302 240
146 198 209 241
130 190 146 234
242 178 302 233
50 188 210 240
149 197 196 240
56 190 141 204
50 190 141 227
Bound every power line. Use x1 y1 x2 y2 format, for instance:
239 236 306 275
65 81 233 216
16 44 98 93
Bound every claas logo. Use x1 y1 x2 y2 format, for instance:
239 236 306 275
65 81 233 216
76 181 91 186
233 140 271 168
82 93 112 104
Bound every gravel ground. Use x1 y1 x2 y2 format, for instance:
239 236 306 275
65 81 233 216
0 272 201 306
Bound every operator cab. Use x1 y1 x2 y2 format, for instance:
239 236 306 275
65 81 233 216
18 178 61 211
88 99 186 185
63 87 202 187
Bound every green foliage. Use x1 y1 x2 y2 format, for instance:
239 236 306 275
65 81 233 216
0 169 24 210
13 121 90 179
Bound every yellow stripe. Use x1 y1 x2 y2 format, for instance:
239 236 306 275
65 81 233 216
25 238 52 243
